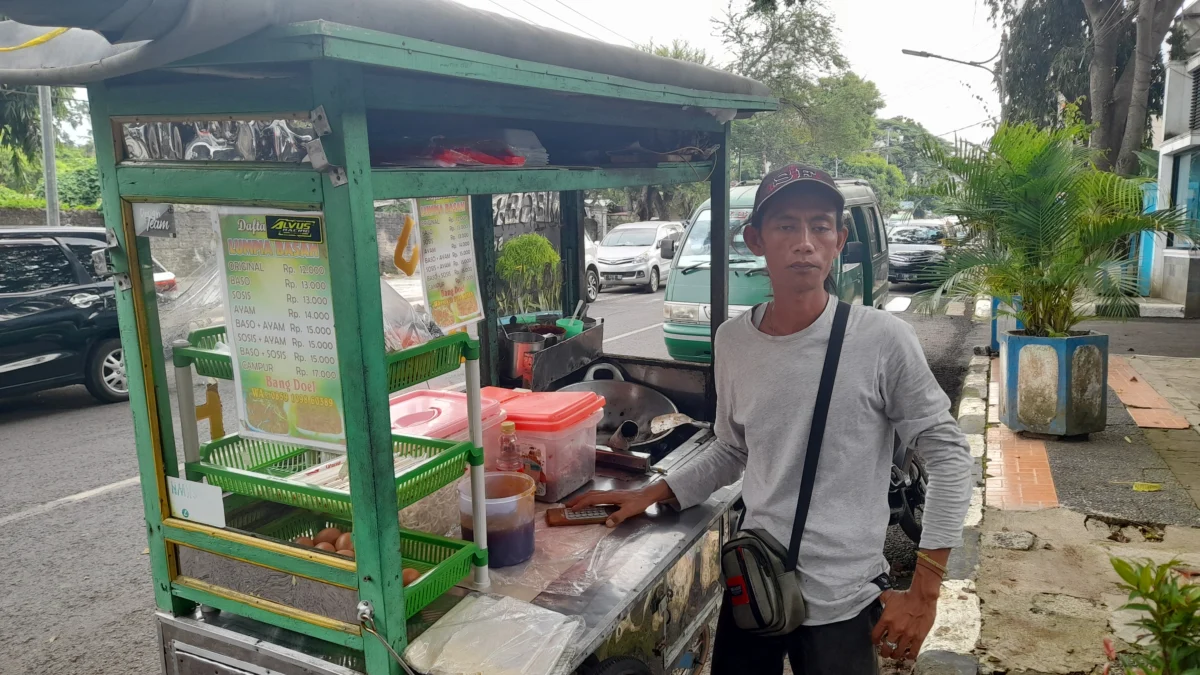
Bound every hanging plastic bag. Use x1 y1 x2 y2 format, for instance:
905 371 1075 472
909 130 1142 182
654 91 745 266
380 278 436 352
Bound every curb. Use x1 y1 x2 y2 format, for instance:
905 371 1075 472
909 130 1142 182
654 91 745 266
915 352 987 667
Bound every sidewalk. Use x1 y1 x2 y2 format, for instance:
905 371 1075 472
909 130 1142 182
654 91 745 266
972 336 1200 673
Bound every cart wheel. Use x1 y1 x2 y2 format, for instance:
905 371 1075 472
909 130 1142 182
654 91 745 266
670 624 712 675
587 656 652 675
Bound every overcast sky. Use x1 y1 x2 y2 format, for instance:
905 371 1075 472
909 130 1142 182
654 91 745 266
449 0 1003 144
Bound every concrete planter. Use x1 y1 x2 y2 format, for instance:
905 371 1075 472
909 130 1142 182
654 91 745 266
998 331 1108 436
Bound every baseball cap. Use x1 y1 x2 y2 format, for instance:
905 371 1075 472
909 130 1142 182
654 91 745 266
749 164 844 224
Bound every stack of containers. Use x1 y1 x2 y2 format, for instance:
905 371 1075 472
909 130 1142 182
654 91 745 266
481 387 605 502
389 391 508 535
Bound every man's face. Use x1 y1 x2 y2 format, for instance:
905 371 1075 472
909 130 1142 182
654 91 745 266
743 187 848 295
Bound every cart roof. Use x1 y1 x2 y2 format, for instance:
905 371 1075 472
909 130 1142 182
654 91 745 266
0 0 774 113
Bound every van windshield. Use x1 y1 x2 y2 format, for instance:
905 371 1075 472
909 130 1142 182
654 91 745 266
677 209 760 269
601 228 656 246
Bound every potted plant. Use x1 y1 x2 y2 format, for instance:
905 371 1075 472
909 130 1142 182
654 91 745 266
918 122 1195 436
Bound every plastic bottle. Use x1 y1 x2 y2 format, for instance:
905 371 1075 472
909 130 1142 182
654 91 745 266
497 421 522 472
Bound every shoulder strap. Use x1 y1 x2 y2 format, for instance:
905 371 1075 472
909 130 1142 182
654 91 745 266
785 300 851 572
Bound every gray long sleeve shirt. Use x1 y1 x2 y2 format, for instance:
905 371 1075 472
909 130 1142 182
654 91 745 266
665 295 972 625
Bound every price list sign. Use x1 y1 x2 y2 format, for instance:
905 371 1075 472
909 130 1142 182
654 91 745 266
416 197 484 331
213 208 346 451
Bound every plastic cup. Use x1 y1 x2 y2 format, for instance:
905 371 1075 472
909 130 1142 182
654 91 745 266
556 318 584 338
458 472 536 568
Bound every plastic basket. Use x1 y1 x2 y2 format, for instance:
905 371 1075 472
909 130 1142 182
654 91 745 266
177 325 234 379
189 434 473 518
178 326 475 392
258 511 477 619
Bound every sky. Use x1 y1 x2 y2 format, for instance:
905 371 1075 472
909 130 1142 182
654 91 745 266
448 0 1003 144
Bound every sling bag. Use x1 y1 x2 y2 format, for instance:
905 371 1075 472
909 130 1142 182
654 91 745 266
719 300 850 636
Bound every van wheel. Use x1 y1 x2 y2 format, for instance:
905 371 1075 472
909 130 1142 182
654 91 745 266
645 267 660 293
85 338 130 403
586 267 601 302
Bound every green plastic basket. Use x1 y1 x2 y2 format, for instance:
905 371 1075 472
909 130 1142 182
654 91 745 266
257 511 477 619
189 433 472 518
177 325 234 379
178 326 476 392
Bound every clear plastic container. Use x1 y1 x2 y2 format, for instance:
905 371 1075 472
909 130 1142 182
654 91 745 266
459 472 536 568
481 387 605 502
389 390 506 461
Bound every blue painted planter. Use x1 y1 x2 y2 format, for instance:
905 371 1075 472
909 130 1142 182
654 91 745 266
998 331 1109 436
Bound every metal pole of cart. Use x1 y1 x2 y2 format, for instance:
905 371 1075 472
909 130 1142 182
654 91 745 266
172 340 201 465
464 357 490 587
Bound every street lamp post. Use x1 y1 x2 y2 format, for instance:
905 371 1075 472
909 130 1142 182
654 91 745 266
902 33 1007 122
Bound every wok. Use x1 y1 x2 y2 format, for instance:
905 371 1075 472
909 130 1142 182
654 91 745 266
558 363 678 449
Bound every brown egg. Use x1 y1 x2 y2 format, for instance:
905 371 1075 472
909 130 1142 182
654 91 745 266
337 549 355 559
294 536 315 548
314 527 342 545
334 532 354 552
402 568 421 586
314 542 336 552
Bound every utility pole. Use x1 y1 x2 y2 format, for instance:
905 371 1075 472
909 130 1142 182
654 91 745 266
38 86 59 227
998 32 1007 123
885 128 892 164
834 156 840 178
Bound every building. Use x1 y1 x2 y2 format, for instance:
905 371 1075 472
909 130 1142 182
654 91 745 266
1151 0 1200 317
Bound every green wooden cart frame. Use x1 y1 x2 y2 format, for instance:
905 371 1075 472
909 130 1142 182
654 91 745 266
83 16 775 675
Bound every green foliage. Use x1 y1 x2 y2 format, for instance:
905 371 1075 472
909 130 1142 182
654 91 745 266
495 234 562 316
1110 558 1200 674
916 121 1197 336
639 39 713 67
0 184 51 209
57 164 100 206
836 153 906 216
0 86 76 186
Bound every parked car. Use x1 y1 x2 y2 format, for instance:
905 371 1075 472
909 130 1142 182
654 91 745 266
887 223 948 283
0 227 128 402
662 180 889 363
584 231 600 303
596 221 683 293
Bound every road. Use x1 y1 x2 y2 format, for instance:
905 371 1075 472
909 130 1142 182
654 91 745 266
0 283 984 674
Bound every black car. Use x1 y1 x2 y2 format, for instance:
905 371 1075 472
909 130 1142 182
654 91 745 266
0 227 127 402
886 224 947 284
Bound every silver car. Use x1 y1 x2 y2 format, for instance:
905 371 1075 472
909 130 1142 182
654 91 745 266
595 221 683 293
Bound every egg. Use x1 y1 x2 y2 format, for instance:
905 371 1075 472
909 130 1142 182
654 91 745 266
334 533 354 551
402 568 420 586
337 549 355 559
315 542 336 552
294 536 315 548
314 527 342 545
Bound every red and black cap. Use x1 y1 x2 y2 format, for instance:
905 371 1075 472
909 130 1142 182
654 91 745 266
749 164 844 223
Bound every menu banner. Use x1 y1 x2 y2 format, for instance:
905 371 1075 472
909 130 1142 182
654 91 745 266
416 197 484 331
213 207 346 451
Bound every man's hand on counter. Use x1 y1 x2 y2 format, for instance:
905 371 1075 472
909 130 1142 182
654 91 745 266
565 481 677 527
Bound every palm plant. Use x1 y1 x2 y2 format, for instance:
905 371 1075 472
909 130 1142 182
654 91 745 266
916 122 1196 337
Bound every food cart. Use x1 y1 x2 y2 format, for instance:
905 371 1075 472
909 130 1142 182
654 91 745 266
5 3 777 673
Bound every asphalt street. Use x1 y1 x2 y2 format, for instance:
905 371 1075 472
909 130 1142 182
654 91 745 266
0 282 984 674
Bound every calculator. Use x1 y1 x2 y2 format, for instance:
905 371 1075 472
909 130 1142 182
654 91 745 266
545 505 617 527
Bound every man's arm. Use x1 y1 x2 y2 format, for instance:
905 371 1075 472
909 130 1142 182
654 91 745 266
872 319 973 660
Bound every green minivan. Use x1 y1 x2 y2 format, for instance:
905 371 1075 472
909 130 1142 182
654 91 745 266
661 180 891 362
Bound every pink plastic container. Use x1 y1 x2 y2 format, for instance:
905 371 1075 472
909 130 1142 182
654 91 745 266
389 390 506 462
481 387 605 502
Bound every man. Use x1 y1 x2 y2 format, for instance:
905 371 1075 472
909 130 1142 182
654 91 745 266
568 164 973 673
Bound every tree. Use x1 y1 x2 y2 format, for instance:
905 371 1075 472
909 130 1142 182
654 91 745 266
836 153 907 215
988 0 1182 174
873 117 953 182
639 39 713 67
0 86 78 188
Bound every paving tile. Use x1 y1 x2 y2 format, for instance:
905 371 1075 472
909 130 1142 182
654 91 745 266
1128 407 1193 430
1109 356 1174 409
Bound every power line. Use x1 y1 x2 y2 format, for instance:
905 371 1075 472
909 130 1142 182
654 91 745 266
518 0 602 41
483 0 538 25
552 0 638 46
